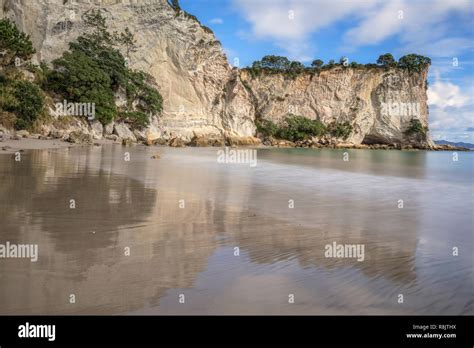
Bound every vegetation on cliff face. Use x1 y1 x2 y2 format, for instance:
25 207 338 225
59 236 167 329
256 115 353 142
327 121 353 139
0 18 35 66
45 10 162 126
246 53 431 78
0 5 431 146
404 118 428 141
0 19 45 129
0 13 163 130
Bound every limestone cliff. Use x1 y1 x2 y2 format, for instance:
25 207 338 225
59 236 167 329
235 67 431 145
1 0 432 145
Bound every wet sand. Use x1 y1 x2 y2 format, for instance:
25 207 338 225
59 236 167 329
0 137 119 154
0 146 472 315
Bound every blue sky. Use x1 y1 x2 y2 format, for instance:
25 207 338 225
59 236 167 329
180 0 474 143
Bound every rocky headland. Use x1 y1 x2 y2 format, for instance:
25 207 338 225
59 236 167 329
0 0 469 151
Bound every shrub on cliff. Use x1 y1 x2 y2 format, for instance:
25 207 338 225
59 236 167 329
398 54 431 72
247 53 432 76
45 49 117 124
0 77 45 129
0 19 36 67
260 55 291 70
256 119 279 137
311 59 324 68
278 115 327 141
115 27 138 60
404 118 428 140
44 9 162 127
127 70 163 115
377 53 397 68
248 55 306 78
123 70 163 126
325 60 336 68
256 116 356 142
0 20 44 129
81 9 113 46
119 111 149 129
288 61 305 75
69 37 129 89
328 121 353 139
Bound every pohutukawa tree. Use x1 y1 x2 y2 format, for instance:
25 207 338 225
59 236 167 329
45 9 162 127
311 59 324 68
0 18 36 66
0 19 44 130
398 54 431 72
377 53 396 67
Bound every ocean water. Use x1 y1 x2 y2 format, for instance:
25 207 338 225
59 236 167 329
0 146 472 314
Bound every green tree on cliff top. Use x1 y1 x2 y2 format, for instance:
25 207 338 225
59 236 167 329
377 53 396 67
398 54 431 72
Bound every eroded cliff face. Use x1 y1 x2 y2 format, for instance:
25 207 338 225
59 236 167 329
235 67 431 145
1 0 431 145
1 0 254 138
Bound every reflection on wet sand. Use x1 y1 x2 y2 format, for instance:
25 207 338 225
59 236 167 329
0 146 471 314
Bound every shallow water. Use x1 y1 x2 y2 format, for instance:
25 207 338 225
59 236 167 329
0 146 472 314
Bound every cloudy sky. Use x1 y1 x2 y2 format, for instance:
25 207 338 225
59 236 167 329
180 0 474 143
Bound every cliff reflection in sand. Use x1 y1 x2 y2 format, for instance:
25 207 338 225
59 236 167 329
0 146 471 315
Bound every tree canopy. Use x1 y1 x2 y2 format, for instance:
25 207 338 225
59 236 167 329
398 54 431 72
311 59 324 68
377 53 396 67
0 19 36 66
0 20 44 129
45 9 162 126
260 55 291 70
246 52 431 77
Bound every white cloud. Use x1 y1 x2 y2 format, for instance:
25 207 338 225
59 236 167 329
428 80 470 109
344 0 404 46
404 38 473 58
427 74 474 135
210 18 224 25
232 0 377 60
344 0 473 56
233 0 378 40
233 0 474 59
429 107 473 130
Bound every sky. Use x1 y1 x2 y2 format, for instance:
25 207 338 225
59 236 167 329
180 0 474 143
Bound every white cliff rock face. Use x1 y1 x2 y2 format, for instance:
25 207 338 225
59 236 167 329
235 67 431 145
1 0 431 145
114 122 136 141
1 0 246 138
90 121 103 140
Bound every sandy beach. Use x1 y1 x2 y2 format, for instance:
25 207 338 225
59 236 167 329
0 136 117 154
